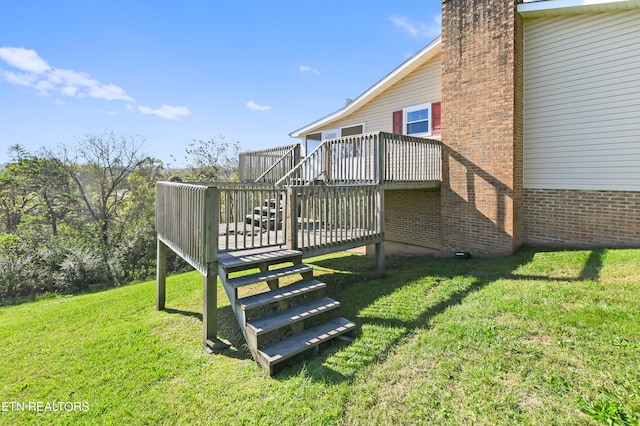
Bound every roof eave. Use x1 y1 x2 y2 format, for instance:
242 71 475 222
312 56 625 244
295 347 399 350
518 0 640 17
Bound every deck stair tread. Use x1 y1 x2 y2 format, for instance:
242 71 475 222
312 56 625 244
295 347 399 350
218 247 302 269
246 214 274 223
247 297 340 335
228 264 313 289
237 279 325 310
258 317 356 365
255 207 279 215
217 246 354 375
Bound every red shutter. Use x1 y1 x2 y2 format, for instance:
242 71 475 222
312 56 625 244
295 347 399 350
432 102 441 135
392 110 403 134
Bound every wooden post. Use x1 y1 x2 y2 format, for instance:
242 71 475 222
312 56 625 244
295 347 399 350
285 187 298 250
375 185 385 276
203 264 229 351
293 144 301 167
202 186 228 352
377 132 385 185
325 142 332 182
156 238 167 311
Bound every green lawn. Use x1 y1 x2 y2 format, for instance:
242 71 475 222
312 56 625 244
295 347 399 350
1 247 639 425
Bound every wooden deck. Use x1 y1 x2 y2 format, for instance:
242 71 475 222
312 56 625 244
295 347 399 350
155 132 441 370
218 222 379 255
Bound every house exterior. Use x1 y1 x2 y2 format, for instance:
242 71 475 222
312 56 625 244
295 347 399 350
155 0 640 371
289 0 640 257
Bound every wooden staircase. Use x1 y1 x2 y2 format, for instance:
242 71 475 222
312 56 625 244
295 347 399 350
217 246 356 375
245 197 282 231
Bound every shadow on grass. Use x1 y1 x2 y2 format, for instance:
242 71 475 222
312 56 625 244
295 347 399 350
161 245 608 380
164 308 202 321
162 305 253 360
579 248 605 281
275 245 608 382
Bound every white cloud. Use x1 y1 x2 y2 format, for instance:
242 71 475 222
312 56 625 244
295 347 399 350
247 100 270 111
0 47 51 73
390 14 441 38
1 70 37 86
0 52 135 102
54 98 65 105
138 104 191 121
0 46 190 120
34 79 55 95
88 83 134 102
61 86 78 97
299 65 320 75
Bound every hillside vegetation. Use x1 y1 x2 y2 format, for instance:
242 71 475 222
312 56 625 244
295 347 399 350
0 247 638 425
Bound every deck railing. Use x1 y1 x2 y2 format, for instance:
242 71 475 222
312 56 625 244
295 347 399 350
277 131 440 187
382 133 441 182
155 181 218 274
216 183 287 252
238 144 301 183
155 181 384 263
287 184 383 256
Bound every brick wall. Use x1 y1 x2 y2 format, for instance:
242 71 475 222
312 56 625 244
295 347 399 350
524 189 640 247
440 0 523 256
385 188 441 249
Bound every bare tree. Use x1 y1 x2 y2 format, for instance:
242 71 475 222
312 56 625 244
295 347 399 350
175 135 240 182
46 132 149 247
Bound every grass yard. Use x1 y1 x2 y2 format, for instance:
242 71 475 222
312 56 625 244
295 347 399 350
0 247 639 425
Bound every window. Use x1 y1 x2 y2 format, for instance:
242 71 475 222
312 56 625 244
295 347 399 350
322 129 339 140
341 124 363 137
404 103 430 136
393 102 440 136
305 132 322 155
305 124 365 156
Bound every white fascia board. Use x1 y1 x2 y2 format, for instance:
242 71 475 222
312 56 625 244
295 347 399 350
518 0 640 17
289 36 442 139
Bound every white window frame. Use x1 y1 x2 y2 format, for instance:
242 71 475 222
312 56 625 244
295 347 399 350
403 103 431 137
322 128 340 140
340 123 366 137
321 123 366 141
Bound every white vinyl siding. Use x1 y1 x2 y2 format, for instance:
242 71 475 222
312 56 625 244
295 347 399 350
310 55 441 137
523 9 640 191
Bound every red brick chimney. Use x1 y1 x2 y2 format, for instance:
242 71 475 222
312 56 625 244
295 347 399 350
440 0 524 256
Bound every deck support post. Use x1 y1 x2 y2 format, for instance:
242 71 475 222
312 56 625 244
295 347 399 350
203 262 229 352
156 238 167 311
203 186 229 352
376 187 385 276
375 241 385 276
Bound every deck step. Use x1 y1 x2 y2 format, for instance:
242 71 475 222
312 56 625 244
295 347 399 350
228 264 313 289
246 214 274 224
247 297 340 336
218 247 302 271
237 279 325 311
255 206 279 216
258 317 356 367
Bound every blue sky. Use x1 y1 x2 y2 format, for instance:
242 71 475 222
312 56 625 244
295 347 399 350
0 1 442 165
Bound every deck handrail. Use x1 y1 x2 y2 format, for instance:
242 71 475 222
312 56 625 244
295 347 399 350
155 180 385 263
254 144 301 183
238 144 301 183
155 181 219 275
286 184 384 256
381 133 441 182
276 131 441 187
217 185 287 252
